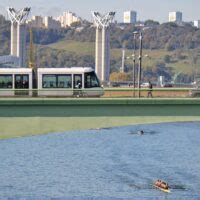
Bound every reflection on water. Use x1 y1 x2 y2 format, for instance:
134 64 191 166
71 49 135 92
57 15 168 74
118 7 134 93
0 122 200 199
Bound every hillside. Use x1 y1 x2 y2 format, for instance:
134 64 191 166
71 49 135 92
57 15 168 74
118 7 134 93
46 39 200 82
47 40 199 74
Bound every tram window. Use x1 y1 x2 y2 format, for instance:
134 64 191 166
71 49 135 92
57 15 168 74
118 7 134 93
0 75 12 89
43 75 56 88
84 72 100 88
57 75 72 88
15 75 29 89
42 74 72 88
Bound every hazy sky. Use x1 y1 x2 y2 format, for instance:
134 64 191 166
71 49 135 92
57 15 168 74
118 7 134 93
0 0 199 22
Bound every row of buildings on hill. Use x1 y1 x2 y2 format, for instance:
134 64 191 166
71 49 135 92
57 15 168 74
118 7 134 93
27 11 80 29
25 10 200 30
123 10 200 28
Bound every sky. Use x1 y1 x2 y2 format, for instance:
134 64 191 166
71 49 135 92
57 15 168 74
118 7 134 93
0 0 199 23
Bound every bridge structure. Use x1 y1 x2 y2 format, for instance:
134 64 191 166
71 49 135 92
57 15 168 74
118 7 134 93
0 97 200 139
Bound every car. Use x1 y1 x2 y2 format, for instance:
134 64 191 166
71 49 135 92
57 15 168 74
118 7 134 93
111 82 120 87
162 83 173 88
141 82 150 88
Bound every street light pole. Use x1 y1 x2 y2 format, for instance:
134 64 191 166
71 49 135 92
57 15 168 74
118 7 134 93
138 31 143 98
133 32 137 97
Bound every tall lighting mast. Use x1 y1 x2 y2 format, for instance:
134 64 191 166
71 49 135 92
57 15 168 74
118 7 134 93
138 32 143 98
92 11 115 83
7 7 30 67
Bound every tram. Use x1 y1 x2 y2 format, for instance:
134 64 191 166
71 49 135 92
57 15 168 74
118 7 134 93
0 67 104 97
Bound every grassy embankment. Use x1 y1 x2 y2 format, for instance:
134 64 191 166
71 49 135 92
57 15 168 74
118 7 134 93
0 98 200 140
1 116 200 140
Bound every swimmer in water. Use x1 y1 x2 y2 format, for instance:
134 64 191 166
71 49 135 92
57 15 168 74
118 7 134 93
137 130 144 135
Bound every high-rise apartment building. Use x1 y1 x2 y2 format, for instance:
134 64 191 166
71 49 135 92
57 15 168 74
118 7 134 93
0 15 5 24
27 16 43 28
194 20 200 28
57 11 80 27
169 11 182 24
44 16 61 30
123 11 137 24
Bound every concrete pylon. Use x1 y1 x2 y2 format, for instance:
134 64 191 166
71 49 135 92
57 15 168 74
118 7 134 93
92 12 115 82
7 7 30 67
10 23 17 56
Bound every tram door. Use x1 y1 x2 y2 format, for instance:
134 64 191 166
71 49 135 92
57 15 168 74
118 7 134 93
73 74 82 96
15 75 29 95
73 74 82 89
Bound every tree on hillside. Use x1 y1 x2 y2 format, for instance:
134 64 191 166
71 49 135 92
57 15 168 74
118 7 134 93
110 72 132 82
70 21 81 28
163 55 172 63
143 62 173 82
31 28 65 44
144 20 160 26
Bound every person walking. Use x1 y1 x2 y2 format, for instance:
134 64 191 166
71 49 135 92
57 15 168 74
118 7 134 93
147 81 153 98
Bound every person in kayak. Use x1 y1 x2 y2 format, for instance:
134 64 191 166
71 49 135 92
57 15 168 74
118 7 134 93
154 180 169 190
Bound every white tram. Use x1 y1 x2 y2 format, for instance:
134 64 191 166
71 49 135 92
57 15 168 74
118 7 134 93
38 67 103 97
0 68 32 96
0 67 104 97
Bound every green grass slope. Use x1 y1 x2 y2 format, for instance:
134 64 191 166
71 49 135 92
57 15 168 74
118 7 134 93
47 39 200 75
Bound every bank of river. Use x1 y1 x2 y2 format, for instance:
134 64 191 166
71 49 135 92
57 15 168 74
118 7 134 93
0 98 200 139
1 116 200 139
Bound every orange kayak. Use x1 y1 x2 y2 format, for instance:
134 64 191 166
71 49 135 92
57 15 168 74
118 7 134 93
154 185 171 193
154 180 170 193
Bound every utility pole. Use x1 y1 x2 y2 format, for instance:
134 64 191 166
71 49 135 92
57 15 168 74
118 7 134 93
133 32 137 97
121 46 125 73
29 28 35 69
138 32 143 98
29 28 37 90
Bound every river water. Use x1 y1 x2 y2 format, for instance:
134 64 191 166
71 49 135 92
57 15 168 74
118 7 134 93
0 122 200 199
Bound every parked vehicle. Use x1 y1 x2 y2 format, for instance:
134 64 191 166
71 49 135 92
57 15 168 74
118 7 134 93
141 82 150 88
162 83 173 88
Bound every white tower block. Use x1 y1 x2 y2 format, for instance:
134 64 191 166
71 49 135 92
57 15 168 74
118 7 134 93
7 7 30 67
92 12 115 82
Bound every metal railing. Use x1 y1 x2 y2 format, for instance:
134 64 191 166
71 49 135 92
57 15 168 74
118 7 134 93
103 88 200 98
0 87 199 98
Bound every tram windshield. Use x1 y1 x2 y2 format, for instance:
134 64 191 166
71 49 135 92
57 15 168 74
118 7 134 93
84 72 100 88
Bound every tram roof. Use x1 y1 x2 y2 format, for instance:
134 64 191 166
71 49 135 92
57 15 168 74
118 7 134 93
38 67 94 73
0 68 32 73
